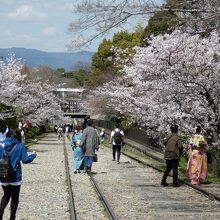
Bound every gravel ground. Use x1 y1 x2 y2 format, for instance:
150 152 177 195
65 136 220 220
0 134 69 220
0 133 219 220
91 145 220 220
67 141 109 220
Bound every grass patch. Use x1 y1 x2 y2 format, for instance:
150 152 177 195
205 171 220 184
101 139 114 150
25 127 46 148
26 134 46 148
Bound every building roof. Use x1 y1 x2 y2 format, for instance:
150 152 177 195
56 88 85 93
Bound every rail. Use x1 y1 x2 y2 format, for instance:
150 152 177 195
63 137 118 219
63 138 77 220
122 151 220 202
88 172 118 220
97 126 220 202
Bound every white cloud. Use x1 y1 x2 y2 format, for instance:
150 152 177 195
8 4 46 21
13 34 37 43
42 26 58 36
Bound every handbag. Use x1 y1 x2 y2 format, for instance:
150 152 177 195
93 153 98 162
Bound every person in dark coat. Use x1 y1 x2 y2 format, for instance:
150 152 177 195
80 119 99 172
161 124 183 187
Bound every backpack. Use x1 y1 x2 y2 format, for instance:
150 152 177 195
113 129 123 145
0 144 17 181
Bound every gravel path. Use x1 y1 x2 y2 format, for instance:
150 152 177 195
67 138 220 220
0 134 69 220
0 133 219 220
91 146 220 220
67 139 108 220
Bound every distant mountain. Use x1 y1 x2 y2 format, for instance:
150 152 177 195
0 47 94 71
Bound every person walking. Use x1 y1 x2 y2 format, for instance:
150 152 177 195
64 124 70 140
161 124 183 187
100 128 105 143
71 127 84 174
80 119 99 172
187 125 208 185
0 125 37 220
109 124 124 164
57 124 63 140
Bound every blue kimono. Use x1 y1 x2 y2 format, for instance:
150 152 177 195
71 132 83 171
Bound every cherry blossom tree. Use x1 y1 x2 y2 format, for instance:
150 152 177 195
0 53 24 118
0 53 65 125
90 30 220 148
14 80 65 125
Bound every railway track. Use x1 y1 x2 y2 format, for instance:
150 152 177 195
4 132 217 219
88 172 118 220
63 138 118 220
62 132 219 220
121 148 220 202
63 138 77 220
101 129 220 202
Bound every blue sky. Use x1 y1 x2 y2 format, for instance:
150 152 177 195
0 0 164 53
0 0 80 52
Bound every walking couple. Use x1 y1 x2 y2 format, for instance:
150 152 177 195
71 119 100 173
161 124 208 187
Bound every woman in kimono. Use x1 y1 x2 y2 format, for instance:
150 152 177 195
187 125 208 185
71 127 83 174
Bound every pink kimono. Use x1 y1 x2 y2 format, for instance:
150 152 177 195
187 134 208 185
